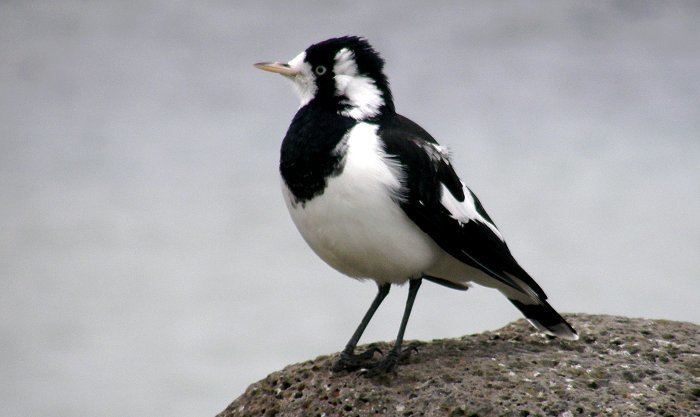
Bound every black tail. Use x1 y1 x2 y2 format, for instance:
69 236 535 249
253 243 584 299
509 299 578 340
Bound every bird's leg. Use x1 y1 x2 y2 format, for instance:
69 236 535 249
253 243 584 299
366 278 422 376
332 283 390 372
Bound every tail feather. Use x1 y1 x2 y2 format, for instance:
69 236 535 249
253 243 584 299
509 298 578 340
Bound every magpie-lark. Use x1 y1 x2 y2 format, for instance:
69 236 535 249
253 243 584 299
255 36 577 374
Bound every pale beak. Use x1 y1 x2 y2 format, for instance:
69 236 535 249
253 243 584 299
253 62 300 76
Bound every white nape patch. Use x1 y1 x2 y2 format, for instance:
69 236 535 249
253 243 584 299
440 183 504 240
333 48 385 120
282 123 438 283
287 51 317 106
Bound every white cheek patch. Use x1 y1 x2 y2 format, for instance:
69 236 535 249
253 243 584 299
333 48 385 120
287 51 317 107
440 183 504 241
333 48 356 74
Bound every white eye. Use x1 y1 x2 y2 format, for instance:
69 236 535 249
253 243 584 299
314 65 327 75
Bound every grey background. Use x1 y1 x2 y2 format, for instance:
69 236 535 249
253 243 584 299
1 1 699 416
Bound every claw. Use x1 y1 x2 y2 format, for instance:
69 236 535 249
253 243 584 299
363 351 399 376
362 345 383 357
332 346 382 372
363 345 418 376
398 344 418 364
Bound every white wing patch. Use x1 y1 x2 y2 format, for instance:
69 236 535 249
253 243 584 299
333 48 385 120
440 183 504 241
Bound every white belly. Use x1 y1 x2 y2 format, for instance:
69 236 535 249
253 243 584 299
282 123 440 283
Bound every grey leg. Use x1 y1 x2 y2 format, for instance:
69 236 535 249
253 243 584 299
332 283 390 372
366 278 422 375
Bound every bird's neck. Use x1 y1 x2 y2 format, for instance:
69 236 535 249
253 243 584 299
309 79 395 122
279 104 358 205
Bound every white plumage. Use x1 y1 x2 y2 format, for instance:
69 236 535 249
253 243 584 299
286 51 317 107
440 183 504 240
282 122 511 293
283 122 441 283
333 48 386 120
258 36 578 360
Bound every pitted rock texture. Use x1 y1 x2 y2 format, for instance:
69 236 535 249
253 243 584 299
219 314 699 417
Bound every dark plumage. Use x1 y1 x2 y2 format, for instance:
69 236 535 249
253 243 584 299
280 102 354 205
255 36 577 375
303 36 394 116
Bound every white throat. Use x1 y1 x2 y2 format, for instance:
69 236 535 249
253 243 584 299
287 51 317 107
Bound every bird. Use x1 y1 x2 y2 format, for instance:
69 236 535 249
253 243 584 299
254 36 577 374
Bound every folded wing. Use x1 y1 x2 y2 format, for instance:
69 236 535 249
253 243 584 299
378 114 547 300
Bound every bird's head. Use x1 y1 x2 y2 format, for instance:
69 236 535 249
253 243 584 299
255 36 394 121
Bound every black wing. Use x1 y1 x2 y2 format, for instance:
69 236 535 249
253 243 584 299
378 114 547 300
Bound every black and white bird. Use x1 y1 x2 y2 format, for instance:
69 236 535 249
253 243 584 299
255 36 577 374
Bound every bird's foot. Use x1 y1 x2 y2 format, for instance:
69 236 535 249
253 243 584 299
363 343 419 377
397 343 419 364
331 345 382 372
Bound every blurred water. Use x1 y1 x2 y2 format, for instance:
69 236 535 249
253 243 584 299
1 1 698 416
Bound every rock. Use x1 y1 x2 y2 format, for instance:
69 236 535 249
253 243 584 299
218 314 699 417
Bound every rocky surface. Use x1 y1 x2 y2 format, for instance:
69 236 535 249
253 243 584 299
219 314 699 417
